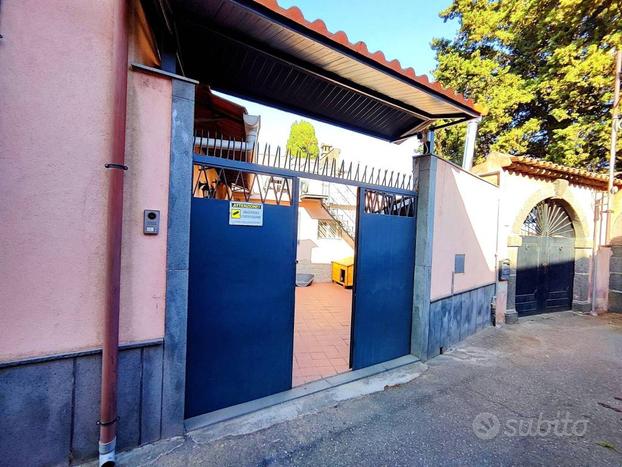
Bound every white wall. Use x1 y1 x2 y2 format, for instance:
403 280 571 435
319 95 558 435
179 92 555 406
297 199 353 282
497 172 597 252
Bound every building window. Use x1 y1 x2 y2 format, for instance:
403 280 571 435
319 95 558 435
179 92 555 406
318 220 342 239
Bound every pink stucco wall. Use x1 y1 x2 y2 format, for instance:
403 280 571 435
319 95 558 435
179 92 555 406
119 71 172 345
431 159 499 300
0 0 171 361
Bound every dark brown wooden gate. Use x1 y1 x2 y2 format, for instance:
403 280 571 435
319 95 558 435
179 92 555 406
516 199 575 315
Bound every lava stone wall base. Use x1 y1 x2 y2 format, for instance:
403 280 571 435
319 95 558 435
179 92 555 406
427 284 495 358
0 341 163 465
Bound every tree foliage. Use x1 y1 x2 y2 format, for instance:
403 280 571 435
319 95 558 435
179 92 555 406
286 120 319 158
433 0 622 169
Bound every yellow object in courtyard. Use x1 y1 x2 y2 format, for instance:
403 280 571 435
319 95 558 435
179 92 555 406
332 256 354 288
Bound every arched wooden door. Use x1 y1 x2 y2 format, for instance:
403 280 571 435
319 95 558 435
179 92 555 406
516 199 575 315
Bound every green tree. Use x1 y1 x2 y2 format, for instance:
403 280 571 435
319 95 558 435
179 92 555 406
433 0 622 169
286 120 319 158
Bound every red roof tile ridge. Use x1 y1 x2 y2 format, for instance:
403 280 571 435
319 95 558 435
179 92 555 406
509 155 622 185
253 0 481 114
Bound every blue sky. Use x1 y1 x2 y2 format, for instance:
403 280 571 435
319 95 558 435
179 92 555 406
221 0 460 174
278 0 458 76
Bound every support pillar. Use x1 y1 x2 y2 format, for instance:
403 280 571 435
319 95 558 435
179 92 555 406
161 76 197 437
504 235 520 324
572 240 593 313
411 147 437 360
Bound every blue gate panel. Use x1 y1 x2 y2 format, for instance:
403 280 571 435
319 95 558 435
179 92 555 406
185 197 296 417
351 189 416 370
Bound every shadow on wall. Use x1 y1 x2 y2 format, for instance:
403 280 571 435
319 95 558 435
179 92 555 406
515 253 575 315
297 238 317 263
296 239 334 283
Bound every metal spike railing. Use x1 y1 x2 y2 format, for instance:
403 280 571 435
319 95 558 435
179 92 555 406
192 165 293 205
364 190 416 217
193 131 414 191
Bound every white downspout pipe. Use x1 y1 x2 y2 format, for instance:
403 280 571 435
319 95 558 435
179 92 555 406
194 115 261 153
243 114 261 148
194 137 252 151
462 118 481 170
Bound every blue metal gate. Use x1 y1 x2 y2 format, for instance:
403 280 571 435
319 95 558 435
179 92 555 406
186 149 418 417
351 188 417 369
185 165 298 417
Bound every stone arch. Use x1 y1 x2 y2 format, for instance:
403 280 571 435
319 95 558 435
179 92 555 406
509 181 590 243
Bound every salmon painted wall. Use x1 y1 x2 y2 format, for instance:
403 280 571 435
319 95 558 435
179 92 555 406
119 70 172 347
0 0 172 361
431 159 499 300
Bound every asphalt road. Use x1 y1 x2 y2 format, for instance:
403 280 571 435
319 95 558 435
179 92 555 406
117 311 622 466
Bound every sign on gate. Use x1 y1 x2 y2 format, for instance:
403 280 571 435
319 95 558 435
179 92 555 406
229 201 263 226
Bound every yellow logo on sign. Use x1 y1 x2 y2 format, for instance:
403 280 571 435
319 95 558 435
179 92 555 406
231 209 241 219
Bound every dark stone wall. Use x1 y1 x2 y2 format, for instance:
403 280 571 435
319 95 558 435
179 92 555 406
572 249 591 312
161 78 195 438
0 359 73 466
0 342 163 465
427 284 495 358
609 246 622 313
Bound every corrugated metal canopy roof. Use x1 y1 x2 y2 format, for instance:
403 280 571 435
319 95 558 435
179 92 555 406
160 0 482 141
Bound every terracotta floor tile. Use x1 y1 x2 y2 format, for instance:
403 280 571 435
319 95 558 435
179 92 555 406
296 359 316 369
302 375 321 384
292 283 352 386
321 346 341 359
296 366 324 377
312 365 335 377
329 357 348 368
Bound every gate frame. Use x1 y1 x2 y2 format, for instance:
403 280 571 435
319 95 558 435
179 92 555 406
192 155 417 198
159 79 433 436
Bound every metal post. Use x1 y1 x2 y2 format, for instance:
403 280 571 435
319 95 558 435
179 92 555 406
606 49 621 244
462 118 480 170
423 130 435 155
591 194 603 315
